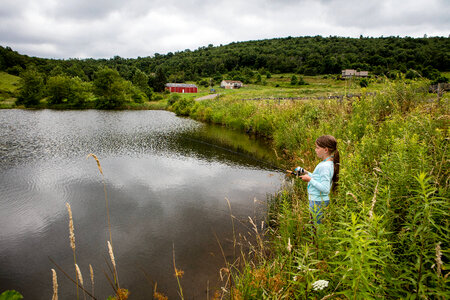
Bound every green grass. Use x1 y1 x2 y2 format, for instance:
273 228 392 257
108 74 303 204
0 72 20 108
176 75 389 103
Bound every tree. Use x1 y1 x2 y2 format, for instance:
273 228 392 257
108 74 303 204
46 75 72 104
93 67 128 109
132 69 151 99
152 67 167 92
16 67 44 106
290 75 298 85
68 77 92 107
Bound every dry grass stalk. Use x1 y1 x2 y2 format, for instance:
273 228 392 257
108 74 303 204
87 153 113 250
65 203 76 251
369 180 379 220
87 153 103 175
287 238 292 253
65 202 79 299
107 241 120 290
89 264 94 297
435 242 442 277
52 269 58 300
108 241 116 269
346 192 358 203
75 264 84 286
75 264 87 300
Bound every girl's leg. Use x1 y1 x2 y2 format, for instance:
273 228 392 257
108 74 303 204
309 200 330 224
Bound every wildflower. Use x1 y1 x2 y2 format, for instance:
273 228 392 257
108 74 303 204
312 279 329 291
174 267 184 278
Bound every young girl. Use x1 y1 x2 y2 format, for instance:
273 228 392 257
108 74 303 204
298 135 340 224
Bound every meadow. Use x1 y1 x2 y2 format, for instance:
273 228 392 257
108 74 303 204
169 78 449 299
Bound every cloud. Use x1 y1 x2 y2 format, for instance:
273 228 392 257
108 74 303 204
0 0 448 59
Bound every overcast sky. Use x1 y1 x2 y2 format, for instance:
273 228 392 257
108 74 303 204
1 0 448 59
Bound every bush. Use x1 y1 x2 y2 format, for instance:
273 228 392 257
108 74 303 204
168 93 181 105
171 97 195 116
359 78 369 87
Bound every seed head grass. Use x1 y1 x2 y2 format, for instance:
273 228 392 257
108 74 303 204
51 269 58 300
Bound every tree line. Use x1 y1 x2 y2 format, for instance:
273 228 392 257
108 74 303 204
1 35 449 107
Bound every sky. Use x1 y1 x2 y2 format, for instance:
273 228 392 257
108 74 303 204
1 0 449 59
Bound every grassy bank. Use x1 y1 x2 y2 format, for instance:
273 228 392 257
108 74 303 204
169 80 449 299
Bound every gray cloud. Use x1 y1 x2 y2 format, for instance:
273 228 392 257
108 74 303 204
0 0 448 59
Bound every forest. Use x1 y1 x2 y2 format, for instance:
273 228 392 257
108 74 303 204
0 36 449 108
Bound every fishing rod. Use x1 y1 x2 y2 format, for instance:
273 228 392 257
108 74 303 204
180 134 302 175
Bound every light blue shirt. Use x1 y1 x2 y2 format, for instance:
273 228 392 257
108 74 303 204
307 157 334 202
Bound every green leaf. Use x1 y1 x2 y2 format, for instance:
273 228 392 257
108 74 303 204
0 290 23 300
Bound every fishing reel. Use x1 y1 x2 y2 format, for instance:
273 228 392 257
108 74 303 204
294 166 306 176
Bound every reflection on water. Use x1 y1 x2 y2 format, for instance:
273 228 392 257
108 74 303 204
0 110 284 299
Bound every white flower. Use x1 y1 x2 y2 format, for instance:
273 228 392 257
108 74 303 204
312 279 329 291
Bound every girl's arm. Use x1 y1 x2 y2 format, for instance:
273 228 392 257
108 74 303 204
304 164 333 193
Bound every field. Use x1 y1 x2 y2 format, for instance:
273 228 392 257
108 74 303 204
178 74 389 102
169 78 450 299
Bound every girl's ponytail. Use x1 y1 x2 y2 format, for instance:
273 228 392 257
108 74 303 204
315 135 340 192
332 149 340 192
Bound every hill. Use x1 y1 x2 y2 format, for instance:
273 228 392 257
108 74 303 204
0 72 20 108
0 36 449 108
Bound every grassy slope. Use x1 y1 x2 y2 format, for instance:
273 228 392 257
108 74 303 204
0 72 20 108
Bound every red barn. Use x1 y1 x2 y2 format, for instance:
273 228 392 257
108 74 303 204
165 83 198 93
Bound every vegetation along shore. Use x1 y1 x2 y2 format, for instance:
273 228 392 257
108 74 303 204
0 35 449 299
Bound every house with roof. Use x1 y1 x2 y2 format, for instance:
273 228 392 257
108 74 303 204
165 83 198 93
220 80 243 89
341 69 369 78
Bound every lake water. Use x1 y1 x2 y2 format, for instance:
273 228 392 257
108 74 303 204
0 109 284 299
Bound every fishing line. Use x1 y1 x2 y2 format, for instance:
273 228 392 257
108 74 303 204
179 134 289 173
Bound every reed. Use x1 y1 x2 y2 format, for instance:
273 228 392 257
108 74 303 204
65 202 79 299
89 264 94 298
75 264 87 300
107 241 120 290
87 153 112 246
51 269 58 300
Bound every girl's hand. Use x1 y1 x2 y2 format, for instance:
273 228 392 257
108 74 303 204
299 174 311 182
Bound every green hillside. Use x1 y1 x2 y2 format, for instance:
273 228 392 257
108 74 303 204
0 72 20 108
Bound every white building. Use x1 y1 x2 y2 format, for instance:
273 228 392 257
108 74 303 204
342 69 369 78
220 80 243 89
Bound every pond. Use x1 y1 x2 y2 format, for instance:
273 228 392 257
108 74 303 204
0 109 285 299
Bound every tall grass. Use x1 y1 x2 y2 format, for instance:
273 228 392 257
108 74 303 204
170 79 449 298
50 154 129 300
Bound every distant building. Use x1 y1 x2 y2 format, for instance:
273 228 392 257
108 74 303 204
220 80 243 89
342 69 369 78
165 83 198 93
